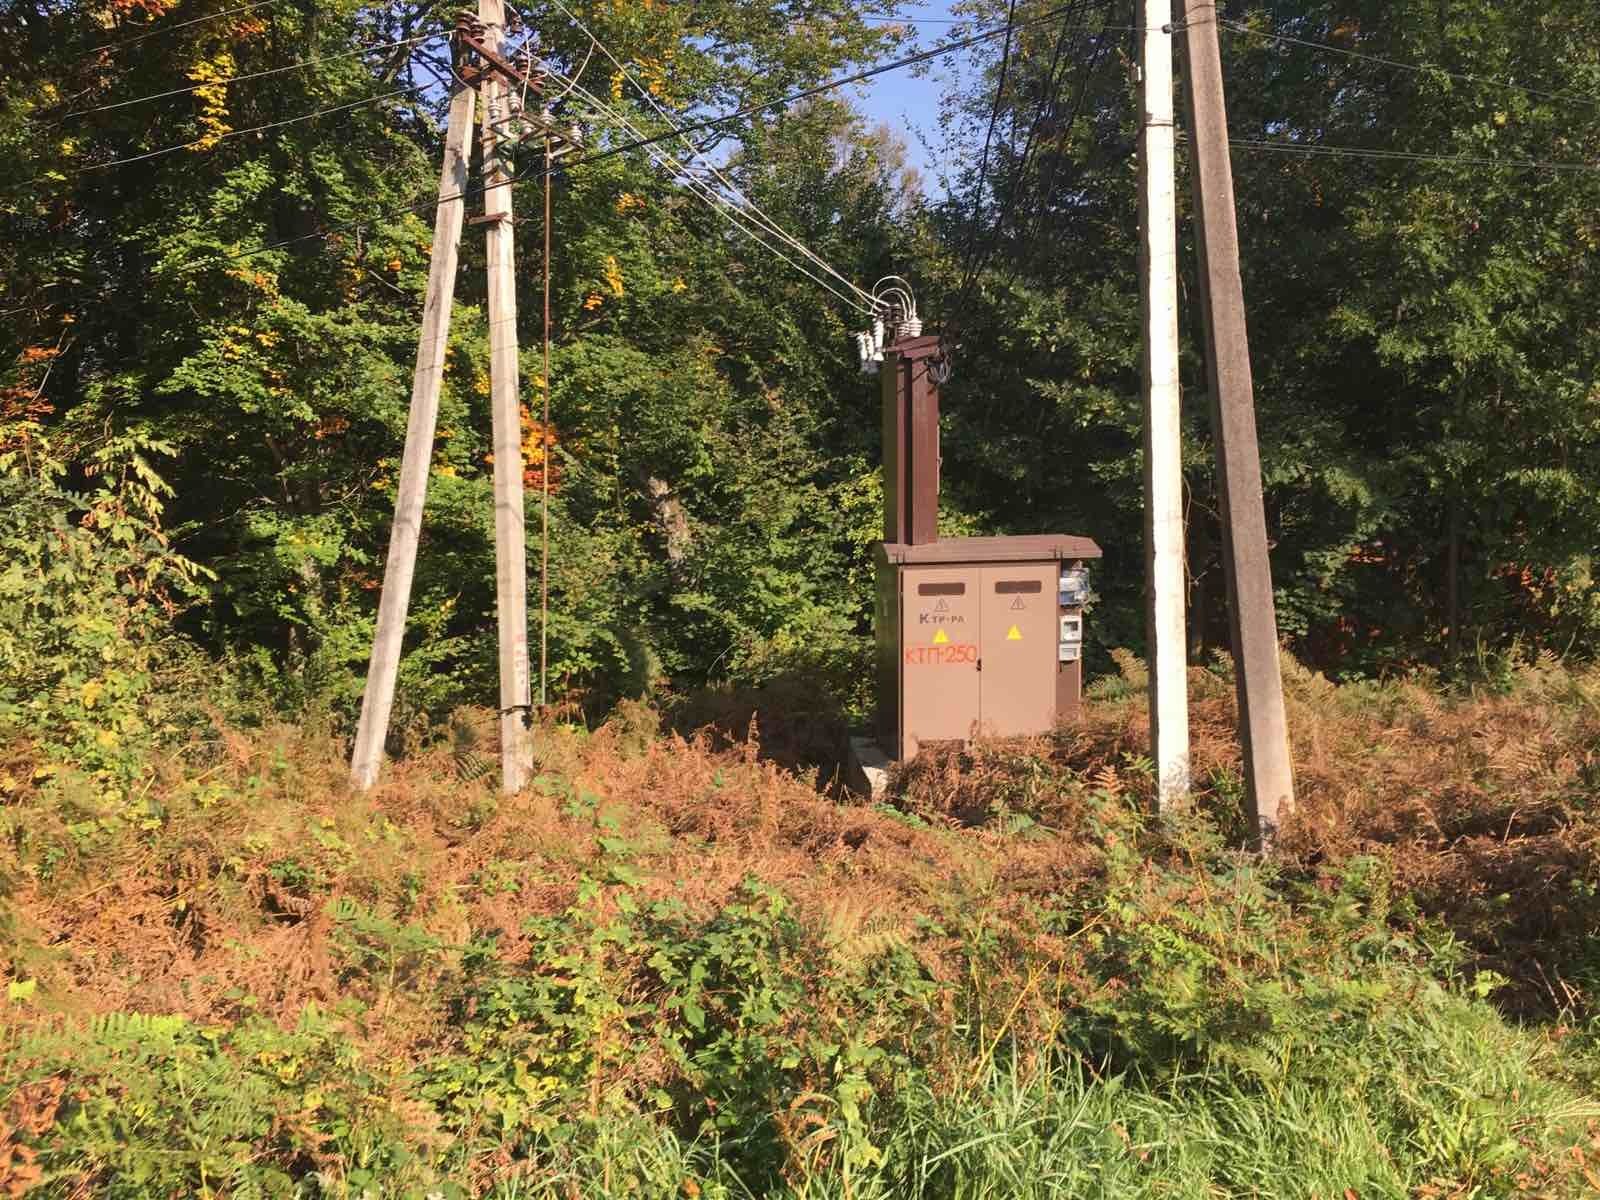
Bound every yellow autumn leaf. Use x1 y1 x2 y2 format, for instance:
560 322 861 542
81 680 104 709
186 51 237 151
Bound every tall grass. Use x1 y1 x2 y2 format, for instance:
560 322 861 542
4 657 1600 1197
483 1024 1598 1200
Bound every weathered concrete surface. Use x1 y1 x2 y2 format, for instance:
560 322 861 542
844 736 893 801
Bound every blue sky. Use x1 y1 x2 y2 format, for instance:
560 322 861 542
853 2 966 190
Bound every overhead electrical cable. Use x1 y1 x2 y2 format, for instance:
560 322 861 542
954 0 1021 303
862 15 970 25
53 31 444 121
82 0 281 56
27 86 424 182
1003 7 1117 279
951 1 1093 311
549 70 876 314
1217 17 1600 110
556 77 873 312
538 0 882 312
159 3 1096 278
949 0 1107 326
1227 136 1600 172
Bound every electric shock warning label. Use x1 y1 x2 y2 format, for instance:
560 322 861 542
905 643 978 666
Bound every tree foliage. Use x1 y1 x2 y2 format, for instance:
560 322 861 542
3 0 1600 733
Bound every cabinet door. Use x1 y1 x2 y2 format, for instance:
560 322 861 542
900 567 980 751
978 564 1057 737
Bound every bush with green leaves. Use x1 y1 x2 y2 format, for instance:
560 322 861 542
0 435 212 791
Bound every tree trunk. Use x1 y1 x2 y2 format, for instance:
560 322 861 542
1445 491 1462 661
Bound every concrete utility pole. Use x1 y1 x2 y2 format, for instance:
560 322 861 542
350 65 477 792
1140 0 1189 808
352 3 541 794
478 0 533 792
1178 0 1295 840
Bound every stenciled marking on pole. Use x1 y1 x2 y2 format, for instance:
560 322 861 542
1009 596 1027 611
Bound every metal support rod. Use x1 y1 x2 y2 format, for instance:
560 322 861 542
350 66 476 792
1141 0 1189 807
1179 0 1294 841
540 135 552 710
481 0 533 792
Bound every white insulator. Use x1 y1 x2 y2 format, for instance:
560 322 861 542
897 316 922 340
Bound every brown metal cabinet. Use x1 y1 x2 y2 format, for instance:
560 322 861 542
868 336 1101 764
875 536 1102 761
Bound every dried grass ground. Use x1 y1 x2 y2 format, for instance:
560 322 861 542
4 704 963 1031
4 654 1600 1197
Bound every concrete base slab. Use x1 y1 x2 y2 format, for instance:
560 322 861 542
844 736 893 801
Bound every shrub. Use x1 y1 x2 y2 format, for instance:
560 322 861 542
0 435 212 795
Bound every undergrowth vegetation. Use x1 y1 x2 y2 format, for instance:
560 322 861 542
4 652 1600 1197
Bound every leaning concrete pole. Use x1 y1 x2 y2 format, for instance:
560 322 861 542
1178 0 1294 841
350 65 477 791
1140 0 1190 807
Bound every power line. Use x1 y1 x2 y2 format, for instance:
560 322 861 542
1218 17 1600 111
1228 136 1600 173
552 70 874 313
53 32 443 121
83 0 281 56
1008 10 1118 275
956 0 1021 301
166 2 1092 280
950 1 1106 324
539 0 880 310
543 0 879 310
27 87 423 183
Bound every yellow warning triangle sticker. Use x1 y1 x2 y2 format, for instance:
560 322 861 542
932 629 950 645
1006 625 1023 641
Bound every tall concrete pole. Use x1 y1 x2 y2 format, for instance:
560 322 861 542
479 0 533 793
350 62 476 791
1140 0 1189 807
1178 0 1294 841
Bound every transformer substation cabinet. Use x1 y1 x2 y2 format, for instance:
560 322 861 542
871 334 1103 761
